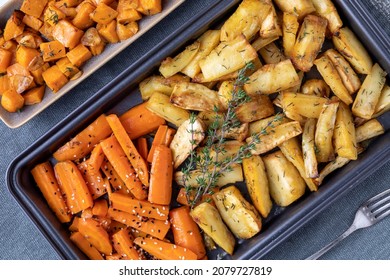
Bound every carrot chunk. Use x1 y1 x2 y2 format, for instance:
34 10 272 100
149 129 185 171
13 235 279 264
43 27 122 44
31 161 72 223
54 160 93 214
134 236 197 260
148 145 173 205
100 136 147 200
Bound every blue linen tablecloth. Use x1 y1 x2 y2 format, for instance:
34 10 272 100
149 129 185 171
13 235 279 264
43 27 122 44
0 0 389 260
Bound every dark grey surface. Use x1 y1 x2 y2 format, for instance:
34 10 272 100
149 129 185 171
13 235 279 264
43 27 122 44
0 0 389 260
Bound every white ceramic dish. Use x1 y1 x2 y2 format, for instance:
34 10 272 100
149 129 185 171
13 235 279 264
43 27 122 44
0 0 185 128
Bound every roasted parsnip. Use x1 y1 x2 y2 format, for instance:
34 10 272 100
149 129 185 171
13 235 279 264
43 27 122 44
213 185 262 239
263 150 306 207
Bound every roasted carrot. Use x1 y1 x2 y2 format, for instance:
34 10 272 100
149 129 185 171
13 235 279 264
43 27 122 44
53 114 112 162
136 137 149 162
169 206 207 259
88 143 105 172
119 102 166 140
147 124 168 162
81 207 93 219
134 236 198 260
107 208 170 240
78 217 113 256
110 192 169 220
105 253 124 260
69 216 81 232
106 114 149 186
70 231 104 260
101 158 128 195
54 160 93 214
100 136 147 200
148 145 173 205
164 127 176 146
112 228 144 260
77 160 107 199
31 161 72 223
176 187 190 206
92 199 108 217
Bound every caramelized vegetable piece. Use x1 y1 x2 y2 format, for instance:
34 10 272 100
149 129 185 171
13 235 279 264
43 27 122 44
112 228 143 260
23 85 45 105
20 0 48 18
52 20 84 49
106 114 149 186
148 145 173 205
147 124 168 162
119 102 166 139
53 114 112 162
1 88 25 112
78 217 112 256
109 192 169 220
134 236 197 260
70 231 104 260
107 208 170 240
100 136 147 200
77 160 107 199
42 65 69 92
54 160 94 214
31 161 72 223
169 206 206 259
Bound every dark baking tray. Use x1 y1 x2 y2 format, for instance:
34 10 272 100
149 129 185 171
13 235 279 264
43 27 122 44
6 0 390 260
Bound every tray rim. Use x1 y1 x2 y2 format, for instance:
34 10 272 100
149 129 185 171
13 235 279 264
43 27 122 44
6 0 390 260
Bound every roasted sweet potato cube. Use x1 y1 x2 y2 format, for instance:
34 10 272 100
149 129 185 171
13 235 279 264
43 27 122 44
90 41 106 56
90 3 119 24
72 2 96 30
1 88 25 112
20 0 48 18
0 75 12 95
23 85 45 105
52 20 84 49
42 65 69 92
30 62 50 85
137 0 162 15
16 46 41 69
116 21 138 41
44 3 67 26
56 57 80 78
0 48 13 73
40 40 66 62
117 0 142 23
22 14 43 31
4 11 25 41
66 44 92 67
97 20 119 43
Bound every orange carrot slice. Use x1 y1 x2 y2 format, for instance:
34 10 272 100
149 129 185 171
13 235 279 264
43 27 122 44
112 228 144 260
148 145 173 205
78 217 112 256
107 208 170 240
164 127 176 146
54 160 93 214
77 160 107 200
134 236 198 260
70 231 104 260
101 158 128 195
136 137 149 162
106 114 149 186
147 124 168 162
92 199 108 217
119 102 166 140
169 206 206 259
100 136 147 200
88 143 105 172
31 161 72 223
53 114 112 161
110 192 169 220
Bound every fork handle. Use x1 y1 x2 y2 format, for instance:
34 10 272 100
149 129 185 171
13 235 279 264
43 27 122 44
305 224 357 260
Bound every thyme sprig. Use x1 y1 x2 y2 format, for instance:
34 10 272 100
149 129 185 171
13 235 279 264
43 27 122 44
181 62 281 208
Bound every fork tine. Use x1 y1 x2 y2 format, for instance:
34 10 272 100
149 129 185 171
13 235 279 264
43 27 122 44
366 188 390 207
369 196 390 212
374 208 390 220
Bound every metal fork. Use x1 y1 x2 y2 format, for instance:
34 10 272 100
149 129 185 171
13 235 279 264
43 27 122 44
306 188 390 260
